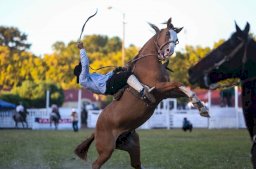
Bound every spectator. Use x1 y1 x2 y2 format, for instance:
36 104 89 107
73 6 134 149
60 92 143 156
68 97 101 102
182 117 193 132
71 108 79 132
220 87 235 107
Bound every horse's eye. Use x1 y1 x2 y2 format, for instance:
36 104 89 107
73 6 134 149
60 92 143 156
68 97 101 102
176 40 179 45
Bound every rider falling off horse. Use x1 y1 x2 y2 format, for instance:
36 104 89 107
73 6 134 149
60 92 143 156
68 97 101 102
74 42 155 103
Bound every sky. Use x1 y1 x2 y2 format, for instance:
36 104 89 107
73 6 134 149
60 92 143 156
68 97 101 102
0 0 255 56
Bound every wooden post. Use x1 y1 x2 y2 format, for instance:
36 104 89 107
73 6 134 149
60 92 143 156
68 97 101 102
235 86 239 128
77 89 82 129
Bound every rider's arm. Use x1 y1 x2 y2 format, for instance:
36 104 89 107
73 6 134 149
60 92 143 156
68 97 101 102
77 42 90 86
76 42 113 94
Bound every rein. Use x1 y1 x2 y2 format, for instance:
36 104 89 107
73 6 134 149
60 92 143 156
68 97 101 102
91 26 172 72
89 65 117 71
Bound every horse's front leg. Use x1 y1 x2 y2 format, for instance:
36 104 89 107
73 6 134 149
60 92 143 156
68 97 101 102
50 119 52 127
155 82 209 117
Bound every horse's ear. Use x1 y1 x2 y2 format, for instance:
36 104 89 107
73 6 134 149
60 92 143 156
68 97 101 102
167 17 174 29
174 27 183 33
148 22 160 33
235 21 242 34
243 22 250 34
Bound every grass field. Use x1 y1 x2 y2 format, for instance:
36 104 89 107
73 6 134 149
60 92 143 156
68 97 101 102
0 128 252 169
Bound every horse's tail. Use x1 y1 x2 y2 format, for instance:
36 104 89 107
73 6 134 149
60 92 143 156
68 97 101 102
74 133 95 161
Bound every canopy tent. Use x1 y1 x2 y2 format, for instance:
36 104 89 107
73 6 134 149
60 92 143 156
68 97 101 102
0 100 16 110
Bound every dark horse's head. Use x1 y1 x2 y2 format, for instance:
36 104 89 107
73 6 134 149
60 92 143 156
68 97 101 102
188 22 256 88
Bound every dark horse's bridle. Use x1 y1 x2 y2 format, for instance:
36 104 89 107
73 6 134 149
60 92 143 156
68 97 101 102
205 37 252 90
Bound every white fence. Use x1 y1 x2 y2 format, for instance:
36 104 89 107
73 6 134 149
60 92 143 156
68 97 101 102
0 108 76 130
0 99 246 130
87 99 246 129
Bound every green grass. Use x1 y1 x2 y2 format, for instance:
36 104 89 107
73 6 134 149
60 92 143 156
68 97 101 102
0 129 252 169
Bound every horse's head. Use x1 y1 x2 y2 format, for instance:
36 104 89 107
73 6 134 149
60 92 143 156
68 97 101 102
148 17 183 60
188 22 251 88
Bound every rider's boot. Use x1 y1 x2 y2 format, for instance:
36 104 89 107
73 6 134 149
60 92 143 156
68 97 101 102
179 86 210 117
127 75 156 103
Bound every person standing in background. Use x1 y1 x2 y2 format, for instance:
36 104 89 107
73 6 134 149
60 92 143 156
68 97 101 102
71 108 79 132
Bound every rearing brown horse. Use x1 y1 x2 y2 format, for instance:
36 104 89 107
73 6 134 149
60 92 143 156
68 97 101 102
75 18 208 169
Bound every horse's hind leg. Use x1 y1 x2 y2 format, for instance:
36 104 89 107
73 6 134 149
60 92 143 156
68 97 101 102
116 131 143 169
92 131 115 169
25 121 28 128
55 122 58 130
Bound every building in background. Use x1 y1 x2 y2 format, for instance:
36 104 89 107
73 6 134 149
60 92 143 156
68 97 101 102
63 88 100 108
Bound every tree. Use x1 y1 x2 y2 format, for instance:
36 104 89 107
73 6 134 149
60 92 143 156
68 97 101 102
1 80 64 108
170 45 211 86
44 41 80 89
83 35 122 54
0 26 31 51
0 45 45 89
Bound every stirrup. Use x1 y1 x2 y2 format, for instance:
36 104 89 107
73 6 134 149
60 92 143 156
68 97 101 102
141 86 156 103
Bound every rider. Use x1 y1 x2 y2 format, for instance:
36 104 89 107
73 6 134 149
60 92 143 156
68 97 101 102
74 42 155 103
16 102 25 118
50 104 61 120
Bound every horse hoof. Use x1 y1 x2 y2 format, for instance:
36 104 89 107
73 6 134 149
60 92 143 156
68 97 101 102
200 107 210 118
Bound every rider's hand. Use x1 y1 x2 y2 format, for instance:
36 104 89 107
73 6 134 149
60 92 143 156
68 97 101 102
77 42 84 49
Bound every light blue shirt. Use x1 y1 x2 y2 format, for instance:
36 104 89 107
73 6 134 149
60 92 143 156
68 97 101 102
79 49 113 94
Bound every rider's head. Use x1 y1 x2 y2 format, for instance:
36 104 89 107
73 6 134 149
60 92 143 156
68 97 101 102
74 62 82 83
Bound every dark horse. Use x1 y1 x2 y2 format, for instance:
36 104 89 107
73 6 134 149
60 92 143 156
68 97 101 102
13 109 28 128
188 22 256 168
75 18 209 169
50 105 61 130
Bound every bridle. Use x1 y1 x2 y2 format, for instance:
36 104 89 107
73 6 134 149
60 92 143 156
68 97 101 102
128 28 177 65
204 37 252 90
127 29 178 73
154 29 179 61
